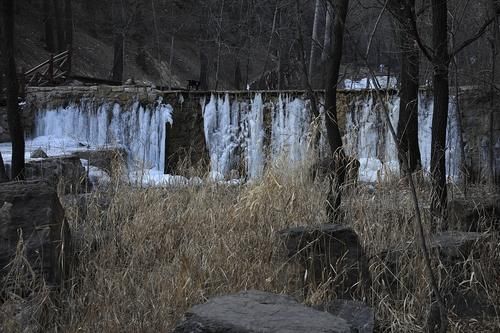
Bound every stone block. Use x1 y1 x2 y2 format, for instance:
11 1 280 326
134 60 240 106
279 224 370 299
0 180 72 289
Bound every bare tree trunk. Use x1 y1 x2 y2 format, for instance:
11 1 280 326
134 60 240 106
324 0 349 221
111 0 124 82
0 151 7 182
151 0 161 61
259 0 279 89
52 0 65 51
64 0 73 48
388 0 421 173
64 0 73 73
198 9 209 90
488 0 499 184
234 60 242 90
321 0 333 63
308 0 322 80
2 0 25 180
214 0 225 91
43 0 56 52
295 0 320 147
430 0 450 229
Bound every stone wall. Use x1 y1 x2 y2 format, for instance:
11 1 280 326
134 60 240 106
1 85 498 182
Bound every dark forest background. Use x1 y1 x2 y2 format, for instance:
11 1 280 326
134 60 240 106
7 0 498 90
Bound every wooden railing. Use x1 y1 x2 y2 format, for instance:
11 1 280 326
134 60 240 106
23 48 72 87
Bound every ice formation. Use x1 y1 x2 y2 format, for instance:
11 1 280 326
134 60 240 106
0 91 462 185
200 92 461 182
33 98 173 171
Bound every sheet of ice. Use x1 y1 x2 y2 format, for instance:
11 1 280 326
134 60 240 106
245 93 265 179
127 169 202 187
202 94 240 178
271 94 311 164
34 98 173 172
345 92 460 182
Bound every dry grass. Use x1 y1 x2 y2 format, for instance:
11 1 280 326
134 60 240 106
1 163 499 332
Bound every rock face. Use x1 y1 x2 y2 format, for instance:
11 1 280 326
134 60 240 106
0 180 72 288
314 299 375 333
279 224 370 300
30 148 48 158
173 290 351 333
24 156 86 193
448 195 500 231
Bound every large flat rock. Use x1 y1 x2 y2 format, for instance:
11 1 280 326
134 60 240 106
174 290 351 333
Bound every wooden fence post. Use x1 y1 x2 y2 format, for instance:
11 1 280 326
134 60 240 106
48 54 54 83
66 44 72 75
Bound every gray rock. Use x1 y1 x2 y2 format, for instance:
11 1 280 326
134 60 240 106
24 155 86 193
0 180 72 289
377 231 489 294
72 148 127 176
448 196 500 231
429 231 487 262
174 290 351 333
279 224 370 300
315 299 374 333
30 148 48 158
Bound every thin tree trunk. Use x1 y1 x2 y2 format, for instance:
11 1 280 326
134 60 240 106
488 0 499 184
234 60 242 90
0 151 7 182
64 0 73 48
111 0 124 82
295 0 320 147
2 0 25 180
43 0 56 52
308 0 322 80
324 0 349 221
52 0 65 51
214 0 225 91
430 0 449 229
151 0 161 61
321 0 333 63
169 34 175 85
389 0 421 173
64 0 73 73
259 0 279 89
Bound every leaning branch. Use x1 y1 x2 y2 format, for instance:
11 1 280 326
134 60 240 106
449 17 495 60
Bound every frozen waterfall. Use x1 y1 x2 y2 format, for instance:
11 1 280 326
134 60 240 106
33 98 173 171
26 91 462 183
201 92 461 182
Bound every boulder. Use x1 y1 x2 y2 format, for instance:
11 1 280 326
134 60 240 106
448 196 500 231
173 290 351 333
279 224 370 300
0 180 72 289
314 299 375 333
24 155 86 193
71 148 127 175
376 231 489 295
30 148 48 158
